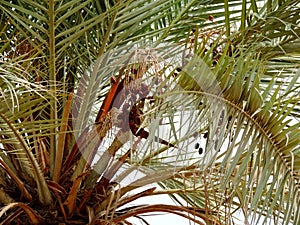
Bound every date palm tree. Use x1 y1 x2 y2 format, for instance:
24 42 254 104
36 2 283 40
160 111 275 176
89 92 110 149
0 0 299 224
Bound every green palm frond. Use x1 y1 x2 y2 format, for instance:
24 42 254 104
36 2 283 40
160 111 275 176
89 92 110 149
0 59 55 205
131 48 299 224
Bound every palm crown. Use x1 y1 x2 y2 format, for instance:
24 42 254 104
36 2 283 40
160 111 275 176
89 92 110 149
0 0 299 224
